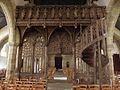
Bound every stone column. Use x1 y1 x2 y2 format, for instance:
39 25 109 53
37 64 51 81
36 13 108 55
106 8 119 83
6 24 17 80
6 43 17 80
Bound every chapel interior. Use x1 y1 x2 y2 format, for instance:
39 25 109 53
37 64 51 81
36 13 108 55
0 0 120 90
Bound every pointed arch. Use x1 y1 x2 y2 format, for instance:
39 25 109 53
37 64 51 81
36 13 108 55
48 27 72 55
21 27 45 74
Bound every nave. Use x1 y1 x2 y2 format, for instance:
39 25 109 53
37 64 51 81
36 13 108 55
0 0 120 90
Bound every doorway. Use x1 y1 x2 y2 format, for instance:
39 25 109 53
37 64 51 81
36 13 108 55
55 56 62 70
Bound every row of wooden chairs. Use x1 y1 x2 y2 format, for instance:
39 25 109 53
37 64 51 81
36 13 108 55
73 84 120 90
0 83 45 90
0 79 47 90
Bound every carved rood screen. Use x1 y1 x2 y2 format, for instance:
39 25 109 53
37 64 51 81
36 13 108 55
21 29 45 74
48 28 72 55
16 6 105 26
16 5 109 83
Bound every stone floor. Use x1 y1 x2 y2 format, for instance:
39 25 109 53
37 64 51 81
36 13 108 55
47 80 73 90
47 71 73 90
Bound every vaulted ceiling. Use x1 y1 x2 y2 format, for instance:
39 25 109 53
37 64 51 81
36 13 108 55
0 7 7 29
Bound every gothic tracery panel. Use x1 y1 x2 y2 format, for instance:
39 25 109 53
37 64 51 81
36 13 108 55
48 28 72 55
21 29 45 73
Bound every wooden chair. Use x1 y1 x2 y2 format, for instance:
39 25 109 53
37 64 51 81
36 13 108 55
73 85 79 90
16 84 21 90
0 83 3 90
15 81 22 84
20 84 33 90
101 84 112 90
73 84 87 90
112 84 120 90
29 79 37 82
78 84 87 90
20 79 28 81
32 85 45 90
88 84 100 90
6 84 16 90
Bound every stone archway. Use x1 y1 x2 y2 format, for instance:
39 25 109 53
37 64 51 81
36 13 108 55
0 0 18 80
48 27 73 69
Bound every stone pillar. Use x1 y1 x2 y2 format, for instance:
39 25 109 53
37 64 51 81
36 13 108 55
106 9 118 83
6 24 17 80
107 36 114 83
6 43 17 80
